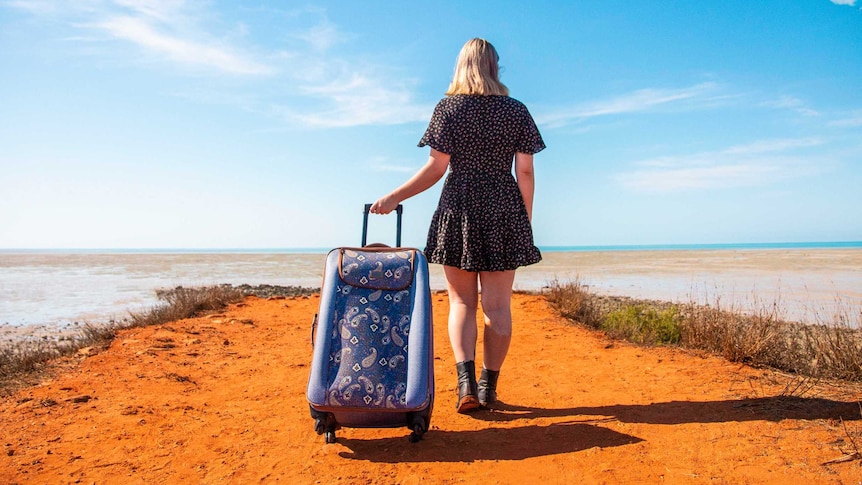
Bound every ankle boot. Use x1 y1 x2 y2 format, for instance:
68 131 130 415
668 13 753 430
477 368 499 407
455 360 479 413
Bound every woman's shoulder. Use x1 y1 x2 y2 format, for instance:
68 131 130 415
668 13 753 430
437 94 474 106
433 95 464 113
432 95 482 118
433 95 531 119
496 95 529 110
439 94 526 107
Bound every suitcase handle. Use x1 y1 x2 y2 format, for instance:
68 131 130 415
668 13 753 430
362 203 403 247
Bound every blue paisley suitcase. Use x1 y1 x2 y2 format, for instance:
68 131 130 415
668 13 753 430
307 204 434 443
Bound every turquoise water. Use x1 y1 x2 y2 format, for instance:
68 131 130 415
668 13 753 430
3 241 861 254
0 247 330 254
541 241 862 252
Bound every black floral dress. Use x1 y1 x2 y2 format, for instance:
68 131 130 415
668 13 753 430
419 95 546 272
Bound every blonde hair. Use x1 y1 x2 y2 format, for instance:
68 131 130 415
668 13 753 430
446 38 509 96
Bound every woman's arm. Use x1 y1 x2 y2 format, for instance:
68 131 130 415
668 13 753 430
370 148 450 214
514 152 535 222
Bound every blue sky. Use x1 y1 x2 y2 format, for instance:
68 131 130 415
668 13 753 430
1 0 861 249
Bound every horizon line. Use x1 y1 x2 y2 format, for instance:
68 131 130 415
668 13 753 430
1 240 861 254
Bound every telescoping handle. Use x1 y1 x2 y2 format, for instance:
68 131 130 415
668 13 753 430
362 203 403 247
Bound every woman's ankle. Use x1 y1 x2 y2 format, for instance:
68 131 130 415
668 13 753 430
477 368 500 407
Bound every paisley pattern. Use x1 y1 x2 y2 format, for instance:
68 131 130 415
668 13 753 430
324 249 415 409
339 249 414 291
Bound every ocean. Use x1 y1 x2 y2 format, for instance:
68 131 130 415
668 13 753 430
542 241 862 251
2 242 861 337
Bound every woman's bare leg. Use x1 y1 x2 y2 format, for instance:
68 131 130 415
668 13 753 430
478 270 516 371
444 265 481 412
443 265 479 362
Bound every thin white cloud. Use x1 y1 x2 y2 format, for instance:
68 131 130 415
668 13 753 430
112 0 187 23
722 137 825 155
7 0 272 76
620 164 782 192
536 82 719 127
255 61 431 127
293 19 345 52
830 0 856 6
113 0 194 23
3 0 59 14
95 15 272 75
6 0 430 128
617 138 827 193
829 112 862 127
760 96 820 117
290 72 431 127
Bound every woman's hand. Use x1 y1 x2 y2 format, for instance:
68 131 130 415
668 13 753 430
370 149 450 215
370 194 400 214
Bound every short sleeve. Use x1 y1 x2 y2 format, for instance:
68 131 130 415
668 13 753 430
418 100 454 154
516 105 546 155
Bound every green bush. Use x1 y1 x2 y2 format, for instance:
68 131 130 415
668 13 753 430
546 279 862 381
602 305 681 345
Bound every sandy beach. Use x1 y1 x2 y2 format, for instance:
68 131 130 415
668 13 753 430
1 293 860 483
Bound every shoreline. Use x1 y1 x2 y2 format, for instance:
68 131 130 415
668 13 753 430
0 285 315 344
1 248 860 333
2 240 860 253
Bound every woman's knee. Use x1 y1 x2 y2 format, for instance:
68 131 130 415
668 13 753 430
449 293 478 312
483 306 512 335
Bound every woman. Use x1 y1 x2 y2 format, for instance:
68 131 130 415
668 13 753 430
370 38 545 413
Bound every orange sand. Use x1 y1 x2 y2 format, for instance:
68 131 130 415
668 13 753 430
2 293 861 484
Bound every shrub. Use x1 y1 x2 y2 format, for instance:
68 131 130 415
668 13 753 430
603 305 681 345
678 301 789 367
801 303 862 381
128 285 244 328
546 279 862 382
545 278 602 329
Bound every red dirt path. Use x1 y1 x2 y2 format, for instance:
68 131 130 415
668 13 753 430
2 293 861 484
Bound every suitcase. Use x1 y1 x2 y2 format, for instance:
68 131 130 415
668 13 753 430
307 204 434 443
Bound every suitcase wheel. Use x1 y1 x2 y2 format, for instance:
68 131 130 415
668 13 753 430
314 418 326 436
408 424 423 443
311 408 339 443
408 415 427 443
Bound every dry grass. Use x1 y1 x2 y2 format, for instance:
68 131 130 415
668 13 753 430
822 403 862 466
546 279 862 382
0 285 246 394
545 278 603 329
128 285 244 328
0 324 114 394
802 303 862 381
678 298 792 368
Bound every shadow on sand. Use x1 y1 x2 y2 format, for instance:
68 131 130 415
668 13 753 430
472 396 862 425
338 421 642 462
337 396 860 462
